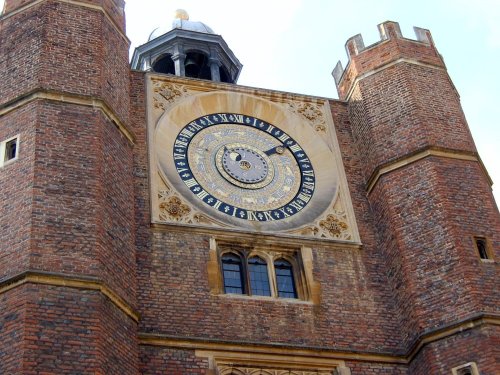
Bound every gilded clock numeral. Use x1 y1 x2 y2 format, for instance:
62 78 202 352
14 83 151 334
179 128 195 138
187 121 203 131
302 169 314 177
289 144 302 153
184 178 198 188
246 210 258 221
174 139 188 149
232 114 244 123
265 124 275 134
202 116 215 125
262 211 275 221
278 133 290 143
278 207 291 218
212 200 223 210
196 189 209 199
302 181 315 191
289 200 305 211
298 192 312 203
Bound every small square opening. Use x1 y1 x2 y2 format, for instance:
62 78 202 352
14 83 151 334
5 138 17 161
452 362 479 375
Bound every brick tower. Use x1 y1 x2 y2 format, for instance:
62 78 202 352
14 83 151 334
0 0 138 373
333 21 499 373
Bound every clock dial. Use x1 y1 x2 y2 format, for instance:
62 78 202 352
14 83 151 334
217 143 272 188
172 113 315 222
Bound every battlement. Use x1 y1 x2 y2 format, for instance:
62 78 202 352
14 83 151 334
332 21 439 89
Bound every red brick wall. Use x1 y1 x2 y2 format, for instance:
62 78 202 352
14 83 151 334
1 0 137 371
0 104 35 279
19 284 137 374
346 62 477 180
339 25 500 372
3 0 126 35
409 325 500 374
0 287 26 374
1 0 129 123
139 347 209 375
0 2 44 106
26 101 136 303
337 23 444 99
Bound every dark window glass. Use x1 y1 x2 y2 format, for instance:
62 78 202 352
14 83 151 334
274 259 297 298
5 139 17 161
475 238 489 259
248 256 271 296
457 368 473 375
221 253 244 294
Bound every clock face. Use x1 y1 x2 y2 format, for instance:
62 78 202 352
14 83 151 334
155 91 339 232
172 113 315 222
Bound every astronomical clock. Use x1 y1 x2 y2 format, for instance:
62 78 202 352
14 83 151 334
147 75 360 242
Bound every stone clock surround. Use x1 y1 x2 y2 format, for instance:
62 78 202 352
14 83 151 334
147 74 361 243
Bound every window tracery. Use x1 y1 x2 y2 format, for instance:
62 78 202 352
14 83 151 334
218 248 302 299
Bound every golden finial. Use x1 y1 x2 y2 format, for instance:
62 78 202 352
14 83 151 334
174 9 189 21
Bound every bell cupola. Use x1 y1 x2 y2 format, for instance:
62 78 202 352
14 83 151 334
131 9 242 83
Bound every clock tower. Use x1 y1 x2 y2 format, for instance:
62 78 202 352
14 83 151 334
1 3 498 375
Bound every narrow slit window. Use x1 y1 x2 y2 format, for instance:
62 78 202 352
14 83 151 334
474 237 491 260
274 259 297 298
221 253 245 294
0 136 20 168
4 138 18 162
248 256 271 296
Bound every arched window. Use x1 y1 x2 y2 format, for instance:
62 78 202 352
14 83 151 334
221 253 244 294
274 259 297 298
218 250 302 299
248 256 271 296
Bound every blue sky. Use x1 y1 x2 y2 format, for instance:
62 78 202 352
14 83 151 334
2 0 498 202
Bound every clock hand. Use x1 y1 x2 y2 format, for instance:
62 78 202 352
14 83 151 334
264 145 285 156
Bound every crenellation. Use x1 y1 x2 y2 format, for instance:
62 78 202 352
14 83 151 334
332 61 344 86
345 33 365 57
332 21 438 91
413 26 433 45
378 20 403 41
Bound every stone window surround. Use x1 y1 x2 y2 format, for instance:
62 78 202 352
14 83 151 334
207 237 320 304
0 134 20 168
220 248 298 299
451 362 479 375
472 236 494 262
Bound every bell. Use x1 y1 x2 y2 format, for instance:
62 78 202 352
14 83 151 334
184 56 198 68
185 56 200 77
